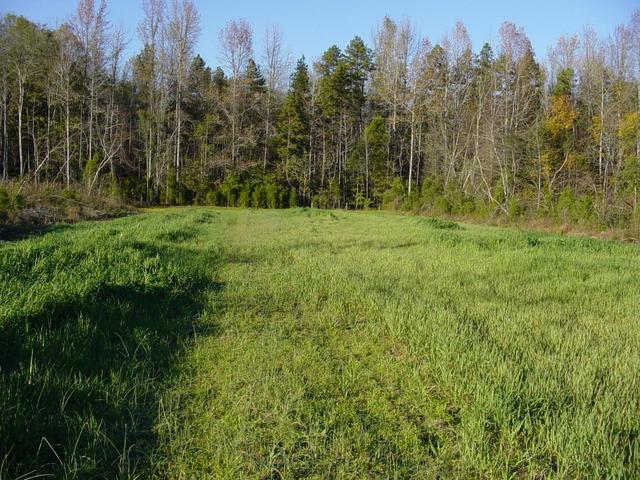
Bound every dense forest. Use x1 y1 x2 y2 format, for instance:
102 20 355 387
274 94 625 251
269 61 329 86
1 0 639 228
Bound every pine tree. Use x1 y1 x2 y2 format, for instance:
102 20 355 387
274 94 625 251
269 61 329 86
276 57 310 199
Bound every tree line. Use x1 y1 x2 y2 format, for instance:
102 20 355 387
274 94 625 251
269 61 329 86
1 0 639 227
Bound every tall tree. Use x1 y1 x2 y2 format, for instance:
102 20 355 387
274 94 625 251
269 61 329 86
165 0 200 181
276 57 311 197
219 18 252 169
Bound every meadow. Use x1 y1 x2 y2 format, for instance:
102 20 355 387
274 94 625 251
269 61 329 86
1 207 639 478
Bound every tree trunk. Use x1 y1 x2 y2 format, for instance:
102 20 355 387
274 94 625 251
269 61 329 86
2 80 7 180
18 74 24 176
408 110 415 196
65 92 71 187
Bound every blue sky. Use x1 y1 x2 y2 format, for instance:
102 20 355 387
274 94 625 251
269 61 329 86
1 0 637 68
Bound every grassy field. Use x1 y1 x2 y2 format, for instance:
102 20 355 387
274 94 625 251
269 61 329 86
1 207 639 478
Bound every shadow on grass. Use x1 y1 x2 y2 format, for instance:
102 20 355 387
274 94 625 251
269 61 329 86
0 248 221 478
0 223 72 242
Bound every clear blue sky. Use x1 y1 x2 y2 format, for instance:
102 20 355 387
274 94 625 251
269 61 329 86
1 0 637 69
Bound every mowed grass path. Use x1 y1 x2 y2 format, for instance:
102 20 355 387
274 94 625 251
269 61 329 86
2 208 640 478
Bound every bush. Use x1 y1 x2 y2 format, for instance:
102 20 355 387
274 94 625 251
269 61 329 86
382 178 404 209
0 181 131 228
572 194 595 226
423 217 461 230
0 187 11 209
508 196 522 218
432 196 451 215
401 189 419 210
265 183 278 209
458 199 476 215
252 185 265 208
0 187 9 222
289 188 297 208
82 155 99 184
204 190 217 206
238 185 251 208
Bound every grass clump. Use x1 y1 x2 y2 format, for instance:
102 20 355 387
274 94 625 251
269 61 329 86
417 216 462 230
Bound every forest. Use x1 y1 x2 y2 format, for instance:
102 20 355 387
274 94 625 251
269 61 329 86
3 2 640 477
0 0 639 230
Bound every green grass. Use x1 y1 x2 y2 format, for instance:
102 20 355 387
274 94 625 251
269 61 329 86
2 207 640 478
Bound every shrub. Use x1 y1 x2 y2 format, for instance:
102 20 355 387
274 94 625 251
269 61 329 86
238 185 251 208
205 190 217 206
508 196 522 218
252 185 265 208
382 178 404 209
556 187 574 224
265 183 278 209
289 188 297 208
423 217 461 230
0 187 11 209
432 196 451 215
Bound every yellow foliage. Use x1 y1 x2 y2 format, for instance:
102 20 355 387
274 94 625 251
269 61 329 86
590 115 603 144
546 95 577 138
540 152 552 178
618 112 640 146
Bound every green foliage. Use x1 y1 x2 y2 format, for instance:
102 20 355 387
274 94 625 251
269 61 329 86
557 187 575 223
551 68 574 97
620 156 640 200
555 187 596 225
289 188 297 208
219 173 240 207
82 155 99 184
0 187 11 222
431 196 452 215
265 182 278 209
276 58 311 165
353 188 371 210
251 184 265 208
238 184 251 208
419 217 461 229
365 115 390 201
508 195 522 218
382 177 404 209
204 190 217 206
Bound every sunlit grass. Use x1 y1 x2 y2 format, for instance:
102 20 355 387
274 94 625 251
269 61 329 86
2 207 639 478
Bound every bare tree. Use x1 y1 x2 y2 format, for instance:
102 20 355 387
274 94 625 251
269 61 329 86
0 18 9 180
219 19 253 168
547 34 579 84
406 37 431 195
54 24 78 186
164 0 200 180
138 0 165 198
372 17 415 133
72 0 109 174
629 9 640 160
261 24 290 170
6 17 43 176
440 21 474 189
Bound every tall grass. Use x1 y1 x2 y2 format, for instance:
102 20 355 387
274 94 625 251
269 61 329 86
2 207 639 478
0 209 219 478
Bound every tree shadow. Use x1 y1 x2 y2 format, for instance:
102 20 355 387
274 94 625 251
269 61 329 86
0 223 72 242
0 249 222 478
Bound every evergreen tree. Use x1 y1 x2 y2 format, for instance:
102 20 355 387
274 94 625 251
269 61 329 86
276 57 310 198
